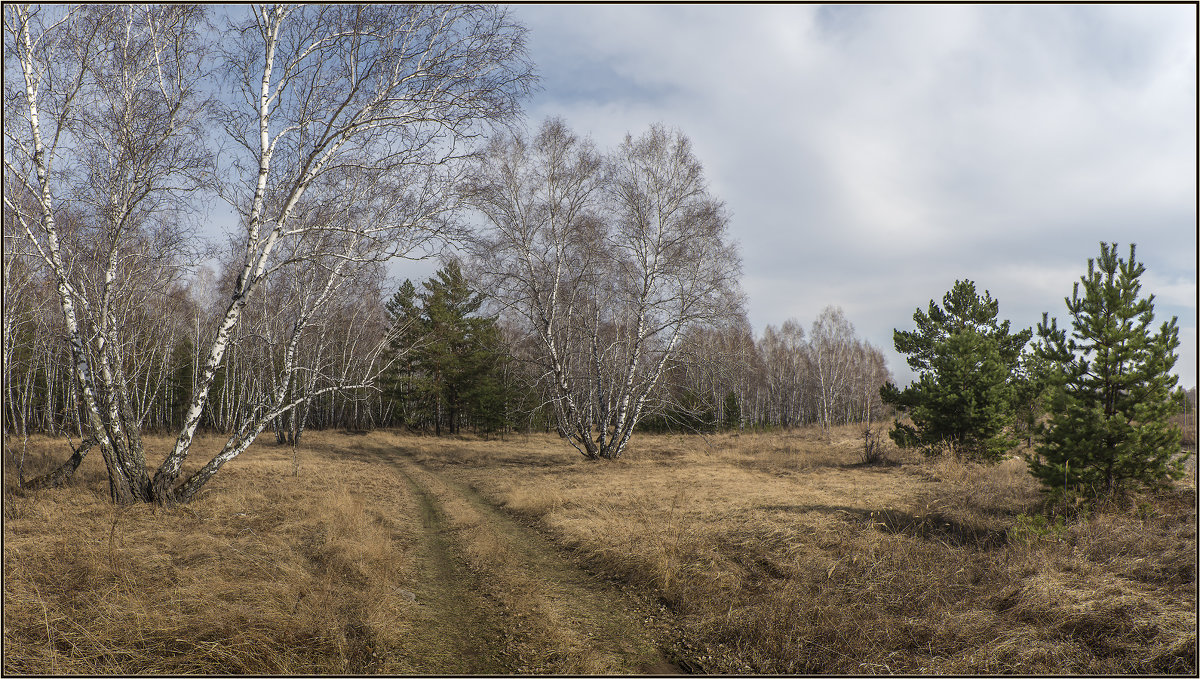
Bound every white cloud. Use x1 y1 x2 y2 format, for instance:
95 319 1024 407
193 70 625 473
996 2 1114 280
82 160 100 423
512 4 1197 387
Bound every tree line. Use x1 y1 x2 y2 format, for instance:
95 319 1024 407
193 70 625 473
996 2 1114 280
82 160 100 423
5 252 895 442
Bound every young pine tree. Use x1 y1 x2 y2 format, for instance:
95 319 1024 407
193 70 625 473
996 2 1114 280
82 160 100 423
880 280 1031 462
1032 242 1186 495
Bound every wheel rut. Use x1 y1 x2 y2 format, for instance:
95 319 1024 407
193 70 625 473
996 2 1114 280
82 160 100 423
387 463 516 673
383 453 684 674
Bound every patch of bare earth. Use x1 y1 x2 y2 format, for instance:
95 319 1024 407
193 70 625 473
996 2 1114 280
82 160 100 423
385 455 680 674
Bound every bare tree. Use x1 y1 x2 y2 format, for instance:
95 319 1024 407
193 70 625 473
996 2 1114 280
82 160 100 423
662 322 755 432
758 320 808 428
5 4 213 499
3 206 42 442
465 118 743 460
2 204 55 483
4 3 534 503
850 340 891 429
809 306 859 431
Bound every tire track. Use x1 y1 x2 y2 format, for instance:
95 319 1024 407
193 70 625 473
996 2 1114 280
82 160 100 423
387 455 683 674
386 465 517 674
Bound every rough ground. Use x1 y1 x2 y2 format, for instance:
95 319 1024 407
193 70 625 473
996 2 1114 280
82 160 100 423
2 433 683 674
372 453 683 674
4 429 1194 674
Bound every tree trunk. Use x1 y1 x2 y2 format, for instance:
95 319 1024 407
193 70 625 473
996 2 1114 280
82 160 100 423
21 439 94 491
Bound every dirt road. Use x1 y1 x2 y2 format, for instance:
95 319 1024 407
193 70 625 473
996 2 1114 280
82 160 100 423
351 445 684 674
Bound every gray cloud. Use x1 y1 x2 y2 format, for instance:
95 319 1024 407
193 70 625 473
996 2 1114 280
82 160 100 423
512 4 1197 388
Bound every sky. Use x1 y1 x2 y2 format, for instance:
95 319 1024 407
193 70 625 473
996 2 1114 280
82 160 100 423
485 3 1197 389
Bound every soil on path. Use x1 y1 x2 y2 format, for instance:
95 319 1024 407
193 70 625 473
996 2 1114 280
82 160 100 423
382 463 515 673
349 444 684 674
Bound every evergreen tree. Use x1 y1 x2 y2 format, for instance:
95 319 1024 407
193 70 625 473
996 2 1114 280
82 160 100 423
464 321 511 437
384 279 428 429
1032 242 1186 495
880 280 1031 461
384 262 507 435
722 391 741 431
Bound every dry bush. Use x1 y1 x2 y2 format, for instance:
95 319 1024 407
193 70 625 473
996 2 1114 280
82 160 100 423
3 432 423 675
857 425 892 465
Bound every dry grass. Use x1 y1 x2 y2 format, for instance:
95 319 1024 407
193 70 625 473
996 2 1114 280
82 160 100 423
5 426 1196 675
391 461 661 674
3 431 424 674
420 426 1198 674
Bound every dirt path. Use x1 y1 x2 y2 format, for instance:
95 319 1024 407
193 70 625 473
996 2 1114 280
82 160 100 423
381 463 516 673
361 447 682 674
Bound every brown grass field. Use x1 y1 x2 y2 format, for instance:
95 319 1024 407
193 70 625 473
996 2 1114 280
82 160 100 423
3 426 1196 674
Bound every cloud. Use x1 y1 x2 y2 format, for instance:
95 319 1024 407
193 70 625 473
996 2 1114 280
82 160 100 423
512 4 1197 387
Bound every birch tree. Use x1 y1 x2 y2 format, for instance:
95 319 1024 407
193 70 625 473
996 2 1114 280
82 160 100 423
465 118 743 460
158 4 533 503
809 306 858 430
849 340 890 428
758 320 808 427
4 3 534 503
5 4 212 500
665 322 758 432
3 205 43 440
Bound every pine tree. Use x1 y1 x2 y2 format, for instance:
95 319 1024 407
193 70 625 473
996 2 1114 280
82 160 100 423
1032 242 1186 495
384 279 428 429
384 262 507 435
880 280 1031 461
463 321 511 437
722 391 741 431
